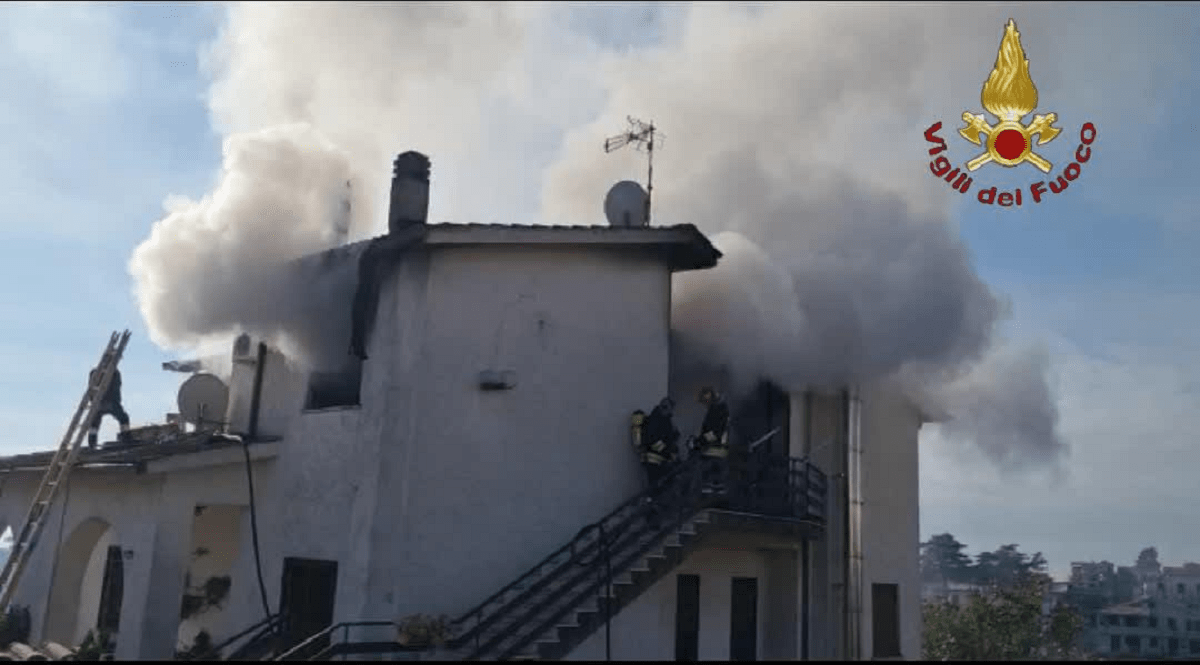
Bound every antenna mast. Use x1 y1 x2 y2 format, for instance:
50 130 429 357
604 116 662 225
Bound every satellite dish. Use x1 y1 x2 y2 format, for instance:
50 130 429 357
604 181 649 227
177 373 230 428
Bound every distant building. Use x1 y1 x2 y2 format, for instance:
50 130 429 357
1085 597 1200 659
921 581 987 606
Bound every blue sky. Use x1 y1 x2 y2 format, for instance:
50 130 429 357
1 2 1198 581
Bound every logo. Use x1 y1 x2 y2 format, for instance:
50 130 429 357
923 19 1097 207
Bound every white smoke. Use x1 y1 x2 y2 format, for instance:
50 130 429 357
539 3 1067 468
128 2 1074 468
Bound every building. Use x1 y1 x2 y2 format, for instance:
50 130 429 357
1085 597 1200 659
0 152 929 660
920 581 987 607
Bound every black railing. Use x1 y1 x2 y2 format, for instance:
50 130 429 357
273 621 398 661
189 612 281 660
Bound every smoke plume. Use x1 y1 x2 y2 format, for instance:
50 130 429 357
129 2 1068 468
538 3 1067 468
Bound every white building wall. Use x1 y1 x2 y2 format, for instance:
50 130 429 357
365 245 672 622
858 381 923 660
566 548 769 661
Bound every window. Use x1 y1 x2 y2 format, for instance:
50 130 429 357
1159 582 1166 594
1169 618 1179 631
1190 639 1200 655
1180 583 1188 595
730 577 759 661
1124 616 1139 627
1106 615 1120 626
1170 637 1179 655
1125 635 1140 652
1150 637 1159 648
305 360 363 410
872 583 902 658
1110 635 1120 652
675 575 700 661
1149 617 1159 628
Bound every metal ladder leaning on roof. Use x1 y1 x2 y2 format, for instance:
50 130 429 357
0 329 131 612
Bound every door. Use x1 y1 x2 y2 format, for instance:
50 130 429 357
872 583 902 658
279 557 339 659
730 577 758 661
675 574 700 661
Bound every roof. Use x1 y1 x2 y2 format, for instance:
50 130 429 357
298 222 723 273
0 431 275 474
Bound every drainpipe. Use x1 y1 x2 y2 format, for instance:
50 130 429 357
247 342 268 440
843 387 864 660
801 391 813 661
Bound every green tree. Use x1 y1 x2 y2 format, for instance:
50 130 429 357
973 544 1047 587
922 576 1086 660
921 533 974 585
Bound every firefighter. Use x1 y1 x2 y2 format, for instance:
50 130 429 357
632 399 680 528
694 386 731 493
643 397 681 486
87 363 130 449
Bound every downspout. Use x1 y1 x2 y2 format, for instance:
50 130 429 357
247 342 268 440
801 391 813 661
843 387 864 660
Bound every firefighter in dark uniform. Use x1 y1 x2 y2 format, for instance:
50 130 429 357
694 386 731 493
643 398 680 486
632 399 680 528
87 365 130 449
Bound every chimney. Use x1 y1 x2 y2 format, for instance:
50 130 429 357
388 151 430 234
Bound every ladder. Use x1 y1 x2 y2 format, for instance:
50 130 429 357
0 330 131 611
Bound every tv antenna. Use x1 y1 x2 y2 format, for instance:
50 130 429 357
604 117 662 225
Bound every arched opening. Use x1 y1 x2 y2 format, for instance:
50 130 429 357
43 518 123 648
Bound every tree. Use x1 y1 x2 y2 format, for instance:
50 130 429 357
1136 546 1161 576
921 533 974 586
973 544 1047 587
923 576 1087 660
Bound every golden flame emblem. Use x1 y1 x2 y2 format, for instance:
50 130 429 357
958 20 1061 172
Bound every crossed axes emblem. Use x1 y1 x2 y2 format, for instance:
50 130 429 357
958 112 1062 172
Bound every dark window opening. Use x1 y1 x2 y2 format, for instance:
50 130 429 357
279 557 339 659
1110 635 1120 652
1126 635 1140 652
96 545 124 634
1180 583 1188 595
1106 615 1120 626
1150 637 1159 648
1169 618 1179 631
1149 617 1159 628
729 577 758 661
1124 616 1139 627
306 361 363 410
675 574 700 661
1169 637 1179 655
872 583 902 658
1190 639 1200 654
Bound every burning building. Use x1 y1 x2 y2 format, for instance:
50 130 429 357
0 153 928 660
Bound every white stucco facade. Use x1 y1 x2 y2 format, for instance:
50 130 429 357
0 222 925 661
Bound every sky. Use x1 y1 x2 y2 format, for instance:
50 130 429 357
0 2 1198 582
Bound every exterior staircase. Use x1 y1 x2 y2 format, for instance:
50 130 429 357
255 446 827 662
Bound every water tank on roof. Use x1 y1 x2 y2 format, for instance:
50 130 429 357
604 181 649 227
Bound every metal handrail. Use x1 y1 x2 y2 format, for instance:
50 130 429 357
190 612 279 660
273 621 394 661
445 452 702 647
